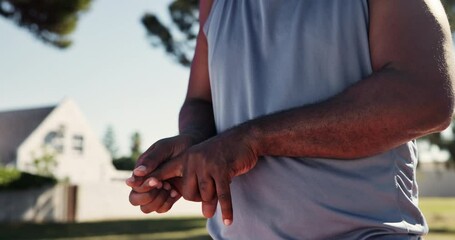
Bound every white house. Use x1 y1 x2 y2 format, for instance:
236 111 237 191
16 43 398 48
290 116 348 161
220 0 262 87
0 99 202 222
0 98 118 183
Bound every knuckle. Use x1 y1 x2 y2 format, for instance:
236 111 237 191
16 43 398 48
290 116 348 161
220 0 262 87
156 138 171 149
218 193 231 202
182 190 198 201
198 180 209 192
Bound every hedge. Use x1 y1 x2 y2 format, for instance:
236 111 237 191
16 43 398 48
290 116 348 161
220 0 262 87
0 167 56 190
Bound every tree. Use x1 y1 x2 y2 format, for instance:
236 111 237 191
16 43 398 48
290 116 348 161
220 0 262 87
131 131 142 163
442 0 455 29
142 0 199 66
112 131 142 170
423 121 455 168
142 0 455 67
103 125 119 159
0 0 92 48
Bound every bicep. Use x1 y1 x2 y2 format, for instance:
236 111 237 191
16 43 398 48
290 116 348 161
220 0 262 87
185 0 214 102
369 0 454 77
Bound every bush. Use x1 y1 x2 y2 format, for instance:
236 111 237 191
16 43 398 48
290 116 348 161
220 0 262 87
113 157 136 170
0 167 56 191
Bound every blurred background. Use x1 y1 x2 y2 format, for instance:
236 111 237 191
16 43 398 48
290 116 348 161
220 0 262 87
0 0 455 239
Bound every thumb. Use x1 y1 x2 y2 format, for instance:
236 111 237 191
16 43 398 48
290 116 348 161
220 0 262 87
147 157 184 188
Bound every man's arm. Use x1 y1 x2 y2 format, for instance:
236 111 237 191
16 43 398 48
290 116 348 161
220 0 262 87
241 0 455 159
127 0 215 215
148 0 455 225
131 0 215 176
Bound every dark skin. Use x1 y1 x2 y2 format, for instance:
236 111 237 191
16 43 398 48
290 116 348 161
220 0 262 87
127 0 455 226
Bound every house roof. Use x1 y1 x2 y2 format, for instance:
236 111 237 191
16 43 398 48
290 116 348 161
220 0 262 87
0 105 56 165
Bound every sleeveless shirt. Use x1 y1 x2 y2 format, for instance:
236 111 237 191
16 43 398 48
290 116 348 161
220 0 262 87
203 1 428 239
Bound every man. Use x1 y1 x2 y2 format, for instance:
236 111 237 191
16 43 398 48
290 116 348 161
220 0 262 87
127 0 454 239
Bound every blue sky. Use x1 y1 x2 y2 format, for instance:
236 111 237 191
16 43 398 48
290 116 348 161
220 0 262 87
0 0 190 155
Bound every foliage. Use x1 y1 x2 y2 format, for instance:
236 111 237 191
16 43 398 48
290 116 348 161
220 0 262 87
423 119 455 167
112 132 142 170
142 0 199 66
103 125 119 159
131 131 142 162
442 0 455 29
31 149 58 178
0 167 56 190
0 0 92 48
112 156 136 170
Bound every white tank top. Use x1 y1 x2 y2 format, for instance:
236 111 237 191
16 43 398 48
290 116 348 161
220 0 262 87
203 1 427 239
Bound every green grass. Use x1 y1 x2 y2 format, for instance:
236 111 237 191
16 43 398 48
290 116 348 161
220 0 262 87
420 198 455 240
0 217 211 240
0 198 454 240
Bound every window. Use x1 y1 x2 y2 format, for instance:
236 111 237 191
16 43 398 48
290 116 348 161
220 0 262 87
44 130 64 153
73 135 84 154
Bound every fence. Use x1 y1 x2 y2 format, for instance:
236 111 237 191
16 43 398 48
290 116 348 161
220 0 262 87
0 184 75 222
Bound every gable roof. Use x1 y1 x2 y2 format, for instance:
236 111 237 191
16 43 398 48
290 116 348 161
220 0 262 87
0 105 56 165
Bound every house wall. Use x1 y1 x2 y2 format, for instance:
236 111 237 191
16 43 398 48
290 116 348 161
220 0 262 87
0 181 201 223
17 99 117 184
76 180 201 222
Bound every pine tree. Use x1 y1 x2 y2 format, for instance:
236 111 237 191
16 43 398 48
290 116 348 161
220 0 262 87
103 126 119 159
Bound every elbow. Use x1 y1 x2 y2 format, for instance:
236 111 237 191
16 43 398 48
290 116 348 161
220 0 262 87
432 109 452 132
421 86 454 133
433 100 453 132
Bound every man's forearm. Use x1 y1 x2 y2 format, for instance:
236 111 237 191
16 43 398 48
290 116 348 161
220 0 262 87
239 67 453 160
179 98 217 144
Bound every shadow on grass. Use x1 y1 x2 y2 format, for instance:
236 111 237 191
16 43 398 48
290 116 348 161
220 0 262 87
0 217 208 239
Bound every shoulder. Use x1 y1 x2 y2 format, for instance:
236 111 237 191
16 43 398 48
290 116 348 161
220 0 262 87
199 0 214 29
368 0 452 71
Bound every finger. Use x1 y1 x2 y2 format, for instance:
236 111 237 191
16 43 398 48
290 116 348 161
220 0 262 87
140 189 170 214
170 189 179 198
148 157 184 185
125 174 147 188
132 178 164 193
156 193 181 214
134 141 173 177
199 176 215 202
182 172 200 202
202 197 218 218
125 175 135 186
129 189 159 206
145 177 163 190
163 182 172 191
215 178 233 226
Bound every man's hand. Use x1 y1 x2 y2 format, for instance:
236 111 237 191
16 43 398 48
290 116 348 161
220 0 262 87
146 127 259 226
125 134 196 215
129 178 182 214
126 134 197 187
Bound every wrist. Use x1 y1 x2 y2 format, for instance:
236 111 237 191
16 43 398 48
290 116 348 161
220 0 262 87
237 122 262 157
179 130 206 145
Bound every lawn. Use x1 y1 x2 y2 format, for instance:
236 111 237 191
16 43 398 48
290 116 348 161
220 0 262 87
420 198 455 240
0 217 211 240
0 198 453 240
